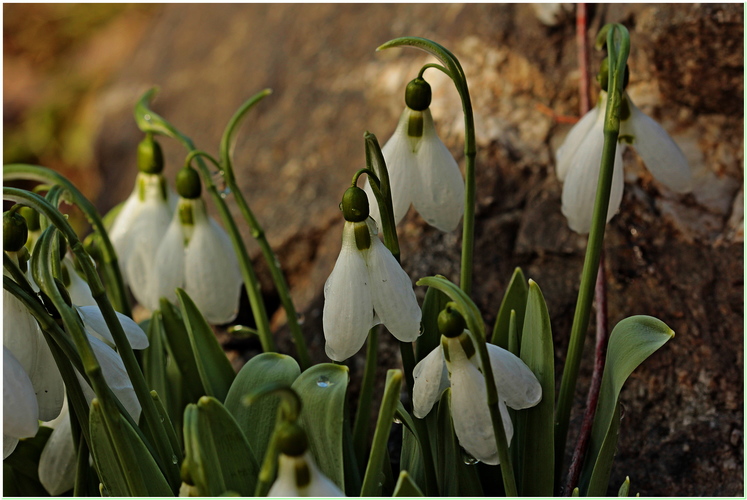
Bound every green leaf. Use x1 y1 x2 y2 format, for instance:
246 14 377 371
291 363 349 491
435 389 484 496
182 396 259 496
417 286 450 362
517 280 555 496
618 475 631 496
580 316 674 496
89 400 172 496
491 267 528 349
399 426 426 492
393 470 425 497
143 311 168 408
224 352 300 463
176 289 236 402
160 298 206 401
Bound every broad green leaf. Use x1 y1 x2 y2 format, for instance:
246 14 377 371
160 298 206 401
581 316 674 496
393 470 424 497
224 353 300 463
3 463 49 497
143 311 168 408
417 286 450 362
435 389 483 496
165 351 186 442
518 280 555 496
89 400 172 496
291 363 349 491
176 289 236 402
182 396 259 496
492 267 528 349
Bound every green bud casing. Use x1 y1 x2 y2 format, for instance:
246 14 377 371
341 186 369 222
176 166 202 199
437 302 466 338
4 210 28 252
277 422 308 457
405 77 432 111
137 133 165 174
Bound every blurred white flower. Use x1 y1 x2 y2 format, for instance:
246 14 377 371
412 332 541 465
323 217 421 361
364 107 464 232
268 451 345 497
108 172 176 306
152 197 242 324
556 91 692 234
3 346 40 458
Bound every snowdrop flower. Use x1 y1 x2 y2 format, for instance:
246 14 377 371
268 422 345 497
363 77 464 232
556 91 692 234
38 334 145 495
108 134 176 306
3 212 64 457
323 186 421 361
152 165 242 324
412 304 541 465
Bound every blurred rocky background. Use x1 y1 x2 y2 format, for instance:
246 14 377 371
4 4 743 495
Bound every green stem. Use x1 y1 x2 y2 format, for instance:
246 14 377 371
352 326 379 473
377 38 476 294
554 23 630 480
363 132 399 261
360 370 403 496
183 150 275 353
218 90 310 368
135 89 275 353
3 164 131 316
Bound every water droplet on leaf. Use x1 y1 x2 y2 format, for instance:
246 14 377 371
316 376 332 388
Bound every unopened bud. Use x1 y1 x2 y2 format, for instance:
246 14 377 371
176 166 202 199
137 134 164 174
4 210 28 252
405 77 432 112
341 186 369 223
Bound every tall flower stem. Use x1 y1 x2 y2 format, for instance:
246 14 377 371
351 326 378 473
134 89 275 354
219 90 310 369
3 164 131 316
554 23 630 480
377 37 476 294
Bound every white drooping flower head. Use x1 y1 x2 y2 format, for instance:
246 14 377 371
412 306 541 465
108 135 177 307
267 422 345 497
323 186 422 361
363 77 464 232
555 90 692 234
152 166 242 324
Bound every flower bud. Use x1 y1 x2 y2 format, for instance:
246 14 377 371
137 134 164 174
405 77 432 112
18 206 40 232
438 302 466 338
176 166 202 199
276 422 308 457
341 186 369 223
4 210 28 252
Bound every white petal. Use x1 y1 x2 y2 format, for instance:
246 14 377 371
556 99 605 182
4 436 20 459
268 453 344 497
484 343 542 410
80 335 141 422
622 98 692 193
377 107 422 225
445 338 513 465
184 206 243 324
561 124 625 234
411 109 465 232
323 222 374 361
152 209 186 307
38 404 75 495
63 256 97 307
76 305 149 350
365 226 421 342
3 346 39 440
3 294 64 421
412 346 449 418
304 453 346 496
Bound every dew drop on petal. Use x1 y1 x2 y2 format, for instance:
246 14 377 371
172 454 178 465
316 376 332 388
393 417 402 424
461 450 480 465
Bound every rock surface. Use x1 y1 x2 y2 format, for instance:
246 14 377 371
5 3 743 496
